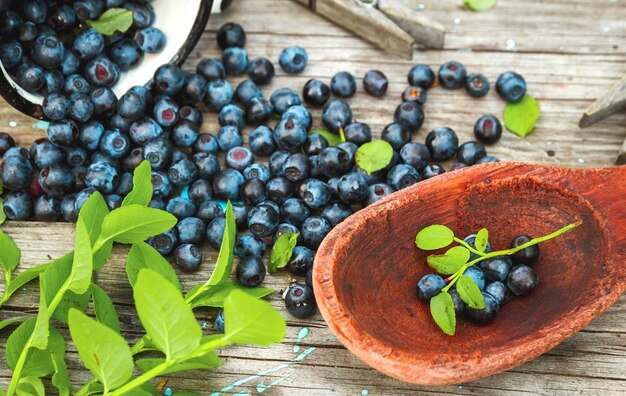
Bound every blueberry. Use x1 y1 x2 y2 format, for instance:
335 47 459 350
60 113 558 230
34 194 61 221
168 159 197 187
421 164 445 179
17 61 45 93
465 73 490 98
109 38 142 71
337 172 368 204
510 234 540 265
193 133 219 155
448 289 465 315
381 123 410 151
100 129 130 159
91 87 117 117
438 61 467 89
85 55 120 87
180 105 203 126
235 256 266 287
152 96 179 128
3 147 29 160
48 119 78 147
474 114 502 144
219 104 245 129
245 96 273 125
303 78 330 106
322 99 352 134
319 201 352 227
247 203 280 238
248 126 276 156
386 164 421 191
204 79 234 111
247 57 274 85
235 79 262 104
366 183 395 205
202 216 225 248
417 274 446 300
408 64 435 88
463 265 485 290
117 90 148 121
166 197 196 220
268 150 290 177
41 70 64 94
464 292 499 325
330 71 356 98
318 146 352 178
154 64 185 96
1 156 34 191
43 93 70 120
303 133 329 156
196 58 225 82
280 198 310 227
284 283 316 318
234 203 251 227
401 85 427 106
104 194 122 210
217 22 246 49
0 10 22 36
18 22 38 45
394 102 425 133
479 256 512 283
273 117 307 150
222 47 248 75
279 46 308 74
40 164 74 197
68 92 94 122
72 29 104 60
243 163 271 183
135 27 166 53
285 246 314 275
282 153 310 182
283 105 312 130
463 234 492 261
363 70 388 97
63 73 91 95
182 74 207 103
450 162 469 172
265 177 293 204
484 281 508 305
496 71 527 103
342 122 371 145
507 264 539 296
212 169 245 201
124 2 154 28
172 121 199 148
3 191 33 220
85 162 118 193
0 40 23 69
61 194 78 222
399 142 430 171
457 141 487 165
214 309 225 333
301 216 331 248
425 127 459 161
31 34 64 70
270 88 301 116
235 234 267 259
0 133 15 157
74 187 97 213
59 50 80 76
22 0 47 24
147 228 178 256
240 178 267 207
65 146 88 167
173 217 204 246
128 117 163 145
476 155 500 164
196 200 224 223
173 244 202 272
217 126 243 151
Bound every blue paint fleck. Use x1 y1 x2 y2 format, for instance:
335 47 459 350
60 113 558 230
458 385 464 389
293 327 309 352
256 382 267 393
180 185 190 200
202 321 207 329
164 387 173 396
362 390 369 395
32 120 49 130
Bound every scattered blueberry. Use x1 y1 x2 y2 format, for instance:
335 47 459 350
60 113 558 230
279 46 308 74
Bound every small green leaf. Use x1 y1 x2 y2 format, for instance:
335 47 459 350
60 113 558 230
415 224 455 250
49 324 71 396
41 253 73 305
122 160 153 207
456 275 486 309
99 205 177 245
16 376 45 396
224 289 286 346
430 292 456 336
0 316 27 331
68 217 93 294
189 281 274 309
31 288 49 350
126 242 181 291
86 8 134 36
268 232 299 273
309 129 342 146
134 269 202 359
464 0 496 12
355 140 394 175
68 308 133 391
91 284 121 333
0 230 20 273
78 192 109 245
207 201 236 286
427 246 470 275
475 228 489 253
93 239 113 270
504 95 540 138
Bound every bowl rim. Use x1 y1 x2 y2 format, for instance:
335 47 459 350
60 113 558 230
0 0 214 120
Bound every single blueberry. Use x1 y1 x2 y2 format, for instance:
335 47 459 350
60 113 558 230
236 256 266 287
363 70 388 97
174 244 203 272
235 234 267 258
365 183 395 206
465 73 490 98
330 71 357 98
247 57 274 85
222 47 248 75
457 141 487 165
438 61 467 90
496 71 527 103
510 234 540 265
217 22 246 49
303 78 330 106
284 283 316 318
474 115 503 144
279 46 308 74
387 164 421 191
408 64 436 88
147 228 179 256
301 216 332 248
417 274 446 300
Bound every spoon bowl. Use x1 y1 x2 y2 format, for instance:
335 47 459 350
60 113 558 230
313 162 626 385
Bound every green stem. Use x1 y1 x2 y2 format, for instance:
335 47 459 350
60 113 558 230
453 237 486 257
6 335 33 396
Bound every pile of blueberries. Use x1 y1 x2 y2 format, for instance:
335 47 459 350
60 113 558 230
0 18 529 321
417 234 540 325
0 0 165 98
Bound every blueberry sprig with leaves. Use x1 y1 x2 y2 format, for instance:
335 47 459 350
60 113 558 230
415 221 582 335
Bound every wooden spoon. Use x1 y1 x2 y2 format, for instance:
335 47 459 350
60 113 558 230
313 162 625 385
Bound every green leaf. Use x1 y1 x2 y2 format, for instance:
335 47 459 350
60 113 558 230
136 351 221 374
40 253 73 306
99 205 177 245
49 324 71 396
415 224 455 250
51 290 90 324
189 281 274 309
78 192 109 245
91 284 121 333
122 160 153 207
16 377 45 396
224 289 286 346
6 264 50 298
475 228 489 253
206 201 236 286
31 288 49 350
68 308 133 392
309 129 342 146
355 140 394 175
93 239 113 270
268 232 299 273
456 275 486 309
0 230 20 273
0 316 27 331
464 0 496 12
426 246 470 275
430 292 456 336
86 8 133 36
504 95 540 138
68 217 93 294
0 198 5 226
6 319 57 377
134 269 202 359
127 242 181 291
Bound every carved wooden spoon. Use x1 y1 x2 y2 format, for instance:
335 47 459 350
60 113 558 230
314 162 625 385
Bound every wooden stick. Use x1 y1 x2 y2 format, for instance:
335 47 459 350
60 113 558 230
579 76 626 128
377 0 445 49
616 138 626 165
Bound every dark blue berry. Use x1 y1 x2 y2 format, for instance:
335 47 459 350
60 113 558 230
0 10 23 36
463 233 492 261
235 79 262 104
69 92 94 122
100 129 130 159
476 155 500 164
175 217 205 245
273 117 307 151
301 216 331 248
425 127 458 161
129 117 163 145
188 179 213 204
408 64 435 88
85 162 118 193
510 235 540 265
286 246 314 275
48 119 78 147
193 152 220 179
337 172 368 204
84 55 119 87
464 292 499 325
17 61 45 93
366 183 395 205
248 126 276 156
3 191 33 220
214 310 225 333
298 178 330 210
174 244 202 272
104 194 122 210
196 200 224 223
18 22 38 44
34 195 61 222
179 105 203 126
457 141 487 165
43 92 70 120
387 164 421 191
235 234 266 258
463 265 486 290
196 58 225 81
245 96 273 125
182 74 207 104
212 169 244 201
154 64 185 96
222 47 248 75
243 163 271 183
193 133 219 155
0 40 23 69
417 274 445 300
279 46 308 74
268 150 291 177
124 2 154 28
247 203 280 238
281 153 309 182
381 123 410 151
265 177 292 204
42 69 64 93
219 104 245 129
217 22 246 49
484 281 508 305
344 122 372 145
303 133 329 156
283 105 312 130
61 194 78 222
330 71 356 98
320 201 352 227
204 79 234 111
270 88 301 116
60 50 80 75
0 133 15 157
63 74 91 95
65 146 88 167
74 187 97 213
394 102 424 133
240 176 267 206
317 146 352 178
236 256 266 287
31 34 64 70
205 216 226 248
449 289 465 315
22 0 47 24
399 142 430 170
280 198 310 227
1 155 34 191
152 96 179 128
496 71 527 103
172 121 199 148
168 159 198 187
474 115 502 144
135 27 166 53
91 87 117 117
465 73 490 98
363 70 388 97
507 264 538 296
247 57 274 85
438 61 467 89
321 99 352 134
109 38 142 70
117 90 147 121
147 228 178 256
217 126 243 151
166 197 196 220
303 78 330 106
30 138 63 168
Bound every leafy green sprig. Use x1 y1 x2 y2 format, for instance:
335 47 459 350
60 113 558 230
415 220 582 336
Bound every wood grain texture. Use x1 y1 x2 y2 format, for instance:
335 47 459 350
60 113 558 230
378 0 446 49
0 0 625 394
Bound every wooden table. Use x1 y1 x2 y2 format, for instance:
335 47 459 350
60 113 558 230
1 0 625 394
